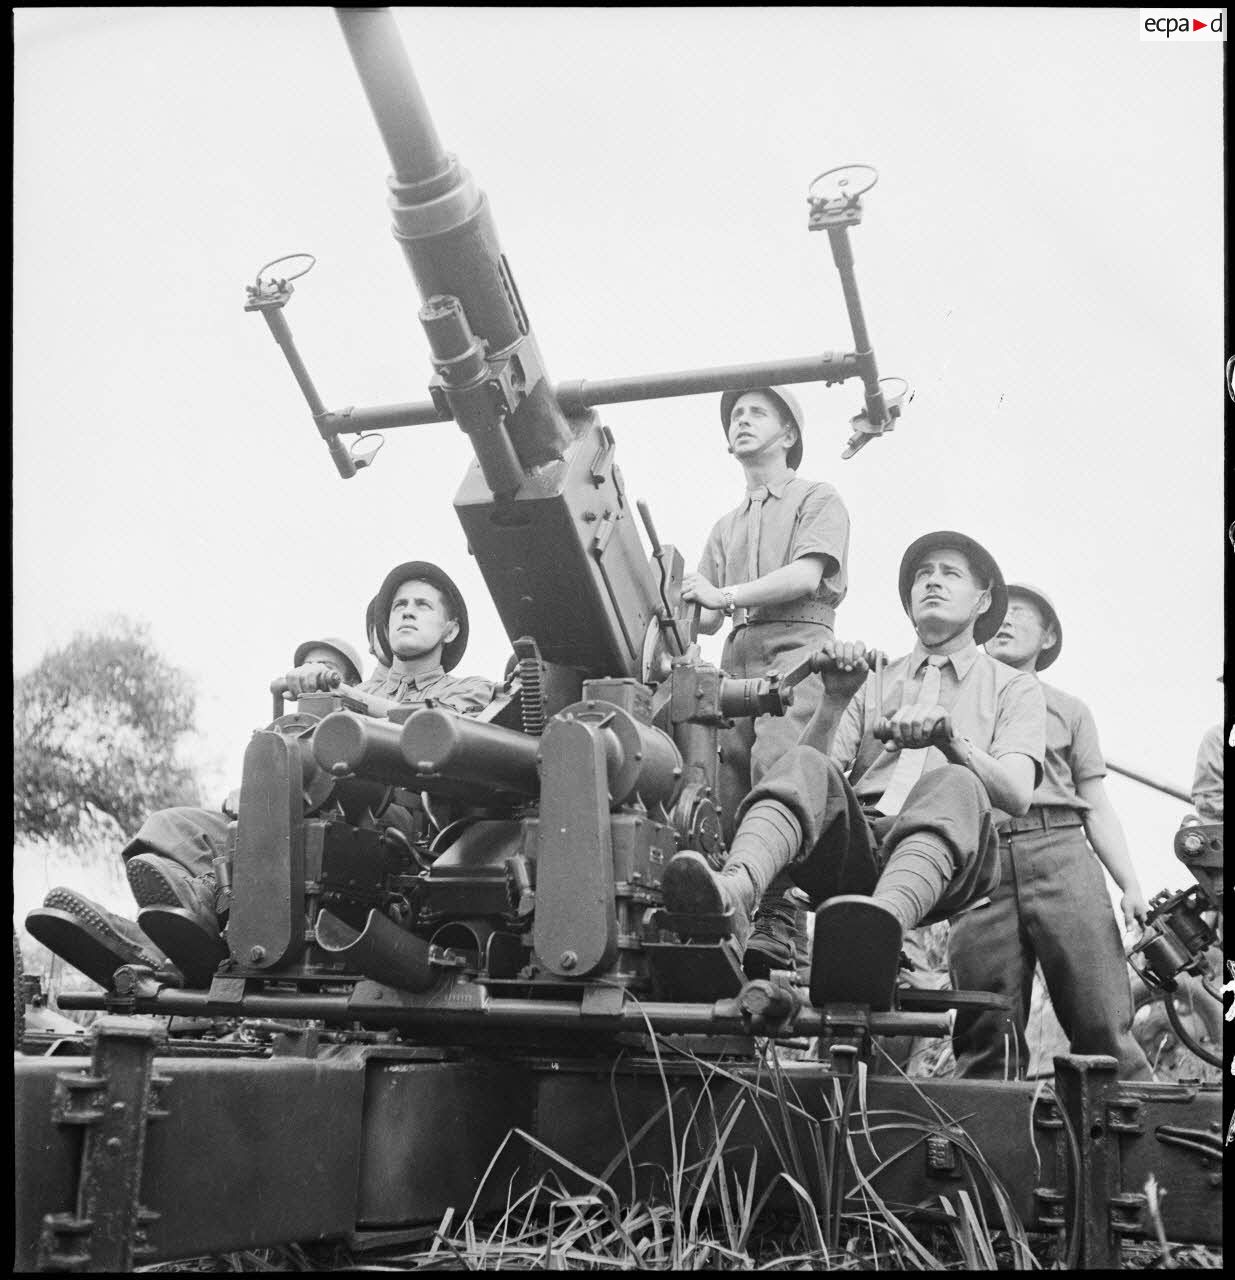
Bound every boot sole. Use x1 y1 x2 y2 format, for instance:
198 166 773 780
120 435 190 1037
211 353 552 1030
26 906 149 989
138 907 227 989
810 896 903 1012
127 854 193 910
662 853 726 916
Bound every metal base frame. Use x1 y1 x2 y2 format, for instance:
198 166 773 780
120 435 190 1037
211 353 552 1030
14 1021 1222 1270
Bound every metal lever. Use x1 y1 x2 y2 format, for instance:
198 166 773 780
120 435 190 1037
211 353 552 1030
636 499 692 654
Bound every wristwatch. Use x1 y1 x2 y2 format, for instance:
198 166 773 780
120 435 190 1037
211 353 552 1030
721 589 737 617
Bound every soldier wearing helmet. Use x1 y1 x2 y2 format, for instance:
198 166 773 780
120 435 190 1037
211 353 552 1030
352 559 493 715
950 582 1153 1080
279 636 366 698
28 558 493 992
665 531 1047 1010
678 387 851 977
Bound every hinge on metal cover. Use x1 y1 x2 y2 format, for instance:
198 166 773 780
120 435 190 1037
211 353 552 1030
1108 1192 1147 1236
1033 1187 1067 1230
37 1016 170 1271
1106 1096 1144 1135
589 426 616 486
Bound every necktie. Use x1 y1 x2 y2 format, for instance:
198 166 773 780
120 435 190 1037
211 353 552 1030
745 487 768 583
876 655 948 816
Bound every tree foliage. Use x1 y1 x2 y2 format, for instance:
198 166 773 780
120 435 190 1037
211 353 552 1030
14 619 203 846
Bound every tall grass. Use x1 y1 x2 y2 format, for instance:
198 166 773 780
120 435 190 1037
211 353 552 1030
137 1024 1224 1271
362 1031 1050 1271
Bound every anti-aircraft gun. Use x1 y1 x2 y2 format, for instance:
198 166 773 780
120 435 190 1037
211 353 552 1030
16 10 1223 1270
57 5 921 1044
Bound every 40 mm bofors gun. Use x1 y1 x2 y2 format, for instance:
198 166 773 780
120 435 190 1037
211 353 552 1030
17 10 1220 1272
226 2 917 1034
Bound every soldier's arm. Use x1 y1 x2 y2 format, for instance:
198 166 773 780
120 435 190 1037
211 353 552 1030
684 556 827 614
432 677 496 717
1077 776 1148 929
730 555 827 608
938 739 1037 816
928 672 1044 816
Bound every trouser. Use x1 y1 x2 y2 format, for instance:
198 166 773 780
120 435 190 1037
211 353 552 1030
718 624 832 938
121 807 232 879
947 825 1152 1082
738 750 1001 923
717 622 833 843
120 798 422 884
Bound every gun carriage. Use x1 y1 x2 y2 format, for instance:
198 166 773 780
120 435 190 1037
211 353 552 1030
15 9 1222 1270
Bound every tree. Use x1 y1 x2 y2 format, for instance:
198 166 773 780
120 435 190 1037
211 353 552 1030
14 619 203 846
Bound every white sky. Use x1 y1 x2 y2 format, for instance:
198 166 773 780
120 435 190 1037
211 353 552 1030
13 7 1225 907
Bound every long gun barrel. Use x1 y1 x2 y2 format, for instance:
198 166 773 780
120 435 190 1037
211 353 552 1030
337 6 573 493
336 7 661 681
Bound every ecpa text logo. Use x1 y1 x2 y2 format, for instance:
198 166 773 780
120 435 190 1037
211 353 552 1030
1140 8 1226 39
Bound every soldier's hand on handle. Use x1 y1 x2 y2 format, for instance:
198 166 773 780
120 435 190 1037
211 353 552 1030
875 707 953 752
275 662 343 700
680 572 726 612
809 638 886 702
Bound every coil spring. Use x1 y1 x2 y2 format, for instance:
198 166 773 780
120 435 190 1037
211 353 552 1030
519 655 545 735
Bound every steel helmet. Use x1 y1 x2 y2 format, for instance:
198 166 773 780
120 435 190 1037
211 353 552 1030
375 560 469 672
897 531 1008 646
719 386 805 471
1002 582 1063 670
291 636 365 687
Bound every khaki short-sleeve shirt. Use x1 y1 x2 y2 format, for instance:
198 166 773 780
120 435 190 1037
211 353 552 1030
699 474 850 611
817 641 1045 822
1028 681 1106 812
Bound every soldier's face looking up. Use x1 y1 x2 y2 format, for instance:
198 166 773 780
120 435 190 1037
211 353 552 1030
726 392 796 464
985 593 1054 671
909 549 991 638
388 579 458 663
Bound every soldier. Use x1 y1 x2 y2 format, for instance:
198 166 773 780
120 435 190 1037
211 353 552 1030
679 387 850 976
950 582 1153 1080
290 636 365 688
27 559 492 989
665 531 1046 1005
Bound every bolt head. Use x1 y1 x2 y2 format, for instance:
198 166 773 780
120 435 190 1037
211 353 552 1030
559 951 578 971
249 946 266 963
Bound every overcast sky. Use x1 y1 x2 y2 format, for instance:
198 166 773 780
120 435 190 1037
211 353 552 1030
13 7 1225 905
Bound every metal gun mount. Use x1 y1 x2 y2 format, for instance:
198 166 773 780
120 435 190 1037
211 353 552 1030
246 66 909 475
1125 817 1223 1068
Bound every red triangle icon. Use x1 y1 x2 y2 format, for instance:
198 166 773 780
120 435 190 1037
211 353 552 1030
1192 18 1207 30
